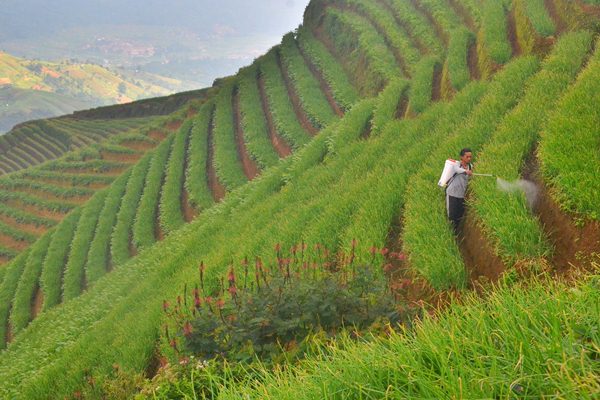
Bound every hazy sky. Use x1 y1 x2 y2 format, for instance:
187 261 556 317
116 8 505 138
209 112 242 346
0 0 311 86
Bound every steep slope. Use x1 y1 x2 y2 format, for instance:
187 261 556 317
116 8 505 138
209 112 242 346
0 0 599 398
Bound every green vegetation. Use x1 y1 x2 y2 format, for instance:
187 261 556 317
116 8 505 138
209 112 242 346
406 56 440 115
159 121 192 234
523 0 556 36
280 32 338 128
370 78 408 134
444 28 475 94
39 209 82 311
469 31 594 264
185 103 215 211
62 190 109 300
258 50 311 149
237 66 280 168
296 27 359 111
539 36 600 220
212 82 248 190
0 250 31 349
132 135 174 250
387 0 444 54
479 0 512 70
402 56 540 289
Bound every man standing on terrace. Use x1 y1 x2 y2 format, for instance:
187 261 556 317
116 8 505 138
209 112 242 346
446 148 473 234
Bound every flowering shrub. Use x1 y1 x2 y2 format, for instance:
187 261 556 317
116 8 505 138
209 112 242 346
162 242 418 365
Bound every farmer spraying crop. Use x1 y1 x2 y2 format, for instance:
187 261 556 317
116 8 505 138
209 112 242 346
441 148 473 234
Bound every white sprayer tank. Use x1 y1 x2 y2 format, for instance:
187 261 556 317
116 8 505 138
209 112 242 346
438 159 458 187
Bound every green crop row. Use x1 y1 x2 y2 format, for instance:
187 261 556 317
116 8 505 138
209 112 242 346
0 204 56 229
0 250 30 349
184 103 215 211
296 27 359 111
418 0 463 40
62 190 109 301
406 56 441 116
85 170 132 286
523 0 556 36
40 159 127 173
132 135 175 250
95 143 138 155
324 8 402 94
340 82 488 261
280 32 338 129
110 154 153 266
0 190 75 214
0 246 18 259
444 27 475 94
478 0 512 73
237 65 281 168
469 31 594 265
387 0 444 54
402 56 540 289
214 274 600 398
9 233 54 335
0 178 94 199
0 220 37 244
336 0 420 75
370 78 409 134
212 82 248 190
159 121 193 235
258 49 311 150
539 35 600 220
39 209 82 311
17 169 115 187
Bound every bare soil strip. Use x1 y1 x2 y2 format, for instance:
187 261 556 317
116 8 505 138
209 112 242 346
129 233 138 258
4 187 89 206
181 133 198 223
296 39 344 117
232 88 260 180
257 74 293 158
447 0 477 32
376 0 428 54
100 151 141 164
120 140 156 152
0 214 48 236
31 285 44 320
544 0 568 34
459 212 506 284
5 322 13 345
148 129 168 142
467 39 481 80
166 120 183 131
395 91 409 119
432 63 443 102
0 232 30 252
409 0 448 45
576 0 600 18
523 157 600 273
4 200 65 222
275 50 319 136
507 8 522 58
206 110 227 202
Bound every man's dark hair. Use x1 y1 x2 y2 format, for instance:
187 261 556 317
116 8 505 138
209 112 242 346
460 148 472 156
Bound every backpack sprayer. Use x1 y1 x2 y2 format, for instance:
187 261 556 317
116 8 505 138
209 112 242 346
438 159 495 187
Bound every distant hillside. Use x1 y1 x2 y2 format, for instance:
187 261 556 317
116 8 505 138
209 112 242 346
0 51 197 132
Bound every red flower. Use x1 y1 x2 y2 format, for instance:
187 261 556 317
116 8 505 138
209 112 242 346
227 267 236 284
274 243 281 252
369 246 377 256
216 298 225 309
183 322 193 337
162 300 170 312
228 285 237 296
380 248 389 256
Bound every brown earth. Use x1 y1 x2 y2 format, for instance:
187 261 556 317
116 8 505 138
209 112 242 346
206 110 227 202
576 0 600 18
154 216 165 242
467 39 481 80
181 189 197 223
120 140 156 152
276 49 319 136
329 3 411 78
360 117 374 139
4 200 65 222
523 156 600 273
167 120 183 132
129 234 138 258
0 214 47 236
447 0 477 32
0 255 11 266
409 0 448 44
148 129 168 141
100 151 141 164
5 322 13 344
20 176 111 190
459 211 506 285
232 88 260 180
544 0 568 34
31 286 44 319
431 63 442 102
507 8 522 58
257 74 293 158
3 187 89 206
60 166 127 176
395 93 409 119
376 0 427 54
296 39 344 117
0 232 30 252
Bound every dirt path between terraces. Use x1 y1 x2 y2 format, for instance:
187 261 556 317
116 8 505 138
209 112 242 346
257 74 293 158
206 110 227 202
232 88 260 180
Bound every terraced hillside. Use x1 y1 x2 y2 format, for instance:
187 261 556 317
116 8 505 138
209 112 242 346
0 0 599 398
